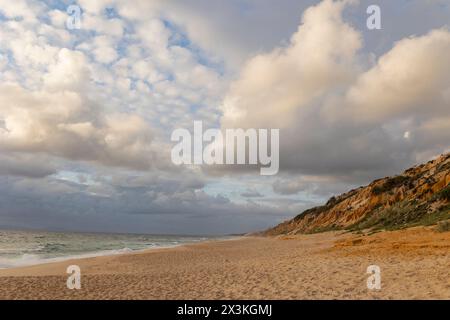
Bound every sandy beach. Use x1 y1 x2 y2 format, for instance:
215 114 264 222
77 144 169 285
0 227 448 300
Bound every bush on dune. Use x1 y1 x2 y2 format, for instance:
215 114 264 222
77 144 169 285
436 220 450 232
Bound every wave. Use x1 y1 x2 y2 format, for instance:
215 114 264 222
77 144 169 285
0 247 141 269
0 239 213 269
0 230 230 269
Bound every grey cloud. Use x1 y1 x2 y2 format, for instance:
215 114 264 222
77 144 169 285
272 178 310 195
220 0 450 186
272 174 360 199
0 173 290 234
0 154 57 178
240 189 263 198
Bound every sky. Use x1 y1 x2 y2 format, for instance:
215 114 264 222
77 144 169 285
0 0 449 235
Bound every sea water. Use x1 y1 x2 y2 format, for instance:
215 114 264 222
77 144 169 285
0 229 223 269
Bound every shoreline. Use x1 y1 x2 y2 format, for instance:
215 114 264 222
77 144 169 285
0 227 448 299
0 236 244 272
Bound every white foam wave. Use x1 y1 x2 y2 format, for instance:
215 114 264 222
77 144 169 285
0 247 137 269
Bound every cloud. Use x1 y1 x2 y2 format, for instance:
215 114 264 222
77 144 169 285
83 14 125 38
0 0 225 178
0 171 290 234
272 178 310 195
0 0 43 22
221 0 362 129
43 48 89 90
272 174 359 198
0 0 449 234
219 0 450 181
0 154 57 178
77 0 115 15
91 35 119 64
241 189 263 198
336 29 450 123
0 47 161 171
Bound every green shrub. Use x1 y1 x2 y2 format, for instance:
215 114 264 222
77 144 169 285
436 220 450 232
438 185 450 201
371 175 411 195
348 201 450 232
293 204 329 221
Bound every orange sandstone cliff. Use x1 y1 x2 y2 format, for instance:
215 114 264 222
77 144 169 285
264 153 450 235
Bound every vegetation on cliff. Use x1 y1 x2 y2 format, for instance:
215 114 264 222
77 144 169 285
264 153 450 235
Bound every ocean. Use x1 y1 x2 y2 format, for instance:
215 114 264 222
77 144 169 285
0 229 225 269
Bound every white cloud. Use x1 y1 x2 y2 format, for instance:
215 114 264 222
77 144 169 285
0 0 42 22
221 0 362 129
78 0 115 15
43 48 89 90
91 35 119 64
83 13 125 37
0 45 161 171
48 9 67 28
219 0 450 180
340 29 450 123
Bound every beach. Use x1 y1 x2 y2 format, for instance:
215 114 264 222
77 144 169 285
0 227 448 300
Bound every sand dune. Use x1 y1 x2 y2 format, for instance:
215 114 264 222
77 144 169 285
0 227 448 300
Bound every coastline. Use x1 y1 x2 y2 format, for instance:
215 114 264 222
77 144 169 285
0 235 242 272
0 228 448 299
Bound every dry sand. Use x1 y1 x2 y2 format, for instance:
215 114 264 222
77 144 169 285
0 227 448 299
